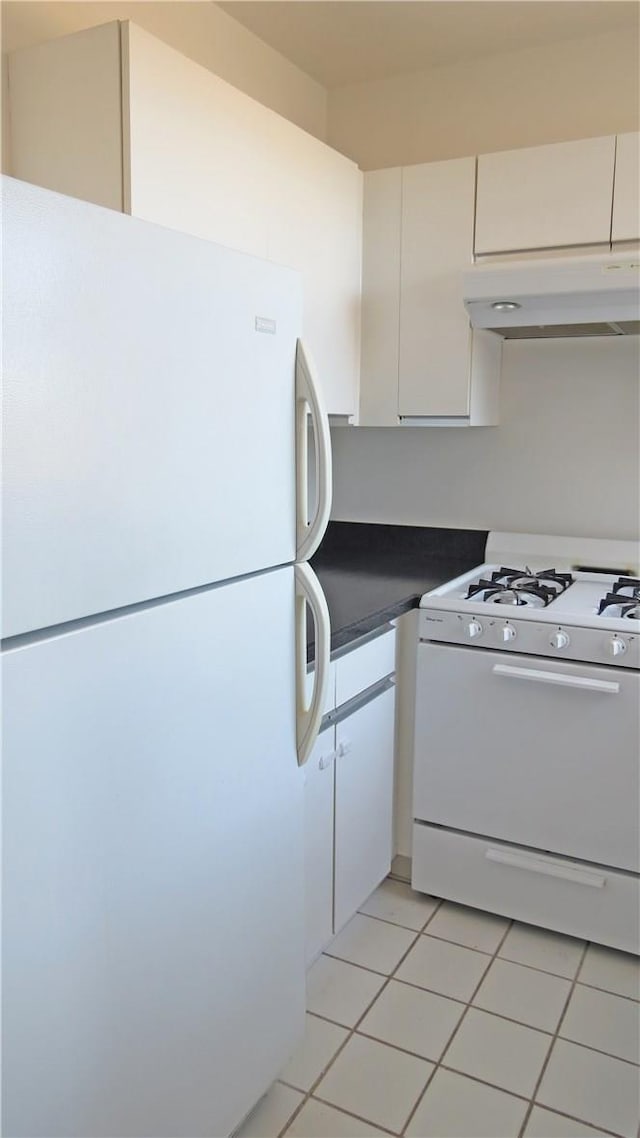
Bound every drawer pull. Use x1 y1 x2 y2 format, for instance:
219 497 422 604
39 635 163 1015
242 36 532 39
485 847 606 888
492 664 619 694
318 750 337 771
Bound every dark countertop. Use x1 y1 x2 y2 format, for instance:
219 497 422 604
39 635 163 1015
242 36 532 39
308 522 488 660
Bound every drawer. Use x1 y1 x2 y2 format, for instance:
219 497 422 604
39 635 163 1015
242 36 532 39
412 823 640 955
305 659 336 717
335 626 396 707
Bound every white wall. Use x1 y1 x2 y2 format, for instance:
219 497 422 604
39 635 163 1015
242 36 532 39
1 1 327 143
332 337 640 541
327 27 639 169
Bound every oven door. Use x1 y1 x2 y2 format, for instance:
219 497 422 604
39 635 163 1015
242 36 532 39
414 643 640 872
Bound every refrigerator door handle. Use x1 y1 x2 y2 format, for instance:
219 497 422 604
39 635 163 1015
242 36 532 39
295 562 331 766
295 339 333 561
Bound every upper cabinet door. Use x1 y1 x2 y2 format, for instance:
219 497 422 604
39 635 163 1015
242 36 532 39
8 21 124 210
398 157 476 418
475 136 616 255
124 23 271 258
267 114 363 420
612 132 640 244
360 168 402 426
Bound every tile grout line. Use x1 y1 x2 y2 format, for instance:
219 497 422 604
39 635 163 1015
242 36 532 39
276 896 447 1137
516 939 596 1138
356 902 441 935
399 916 517 1136
574 979 640 1005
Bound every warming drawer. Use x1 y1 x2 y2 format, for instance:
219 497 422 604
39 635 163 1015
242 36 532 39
412 823 640 954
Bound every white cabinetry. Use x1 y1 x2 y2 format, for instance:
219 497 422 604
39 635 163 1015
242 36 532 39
123 23 271 257
303 627 396 964
8 20 362 418
334 686 395 932
360 168 403 427
475 136 616 255
612 132 640 244
303 733 336 965
399 158 474 418
267 113 362 419
360 161 500 426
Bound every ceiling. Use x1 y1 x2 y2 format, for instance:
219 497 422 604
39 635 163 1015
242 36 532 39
217 1 639 88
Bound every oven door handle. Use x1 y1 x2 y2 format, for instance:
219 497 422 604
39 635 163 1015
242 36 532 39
492 663 620 694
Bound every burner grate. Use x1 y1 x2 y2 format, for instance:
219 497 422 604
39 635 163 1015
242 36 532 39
599 576 640 618
466 567 573 608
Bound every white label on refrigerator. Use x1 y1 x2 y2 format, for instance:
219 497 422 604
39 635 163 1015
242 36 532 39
255 316 277 334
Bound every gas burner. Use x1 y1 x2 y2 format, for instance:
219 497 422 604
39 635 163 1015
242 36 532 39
486 587 546 608
611 576 640 600
598 577 640 617
465 567 566 608
598 595 640 619
491 567 574 597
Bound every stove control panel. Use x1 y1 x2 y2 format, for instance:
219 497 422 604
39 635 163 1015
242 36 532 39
420 610 639 668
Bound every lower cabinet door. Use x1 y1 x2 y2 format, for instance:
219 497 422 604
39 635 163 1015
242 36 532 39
303 729 336 965
334 687 395 933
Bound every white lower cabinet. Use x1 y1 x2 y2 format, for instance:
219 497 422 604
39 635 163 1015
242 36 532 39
303 629 397 964
303 732 336 966
334 686 396 933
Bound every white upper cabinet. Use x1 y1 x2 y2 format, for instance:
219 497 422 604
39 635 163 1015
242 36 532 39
8 20 362 419
124 23 272 258
360 160 500 426
475 136 616 255
612 132 640 244
359 168 402 427
7 22 124 211
399 157 476 418
267 113 362 420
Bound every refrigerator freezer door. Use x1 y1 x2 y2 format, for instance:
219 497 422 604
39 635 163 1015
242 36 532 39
2 567 304 1138
2 177 301 638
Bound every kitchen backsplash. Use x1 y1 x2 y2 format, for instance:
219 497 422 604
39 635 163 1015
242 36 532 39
332 336 640 542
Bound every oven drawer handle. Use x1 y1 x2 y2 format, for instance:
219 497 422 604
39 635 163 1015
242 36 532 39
485 848 606 888
492 663 620 694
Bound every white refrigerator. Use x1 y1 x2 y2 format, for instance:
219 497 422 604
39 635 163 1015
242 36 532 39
2 176 332 1138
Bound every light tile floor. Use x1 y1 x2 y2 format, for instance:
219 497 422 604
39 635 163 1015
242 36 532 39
238 879 640 1138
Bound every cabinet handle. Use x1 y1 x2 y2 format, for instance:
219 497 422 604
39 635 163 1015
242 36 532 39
295 563 331 767
295 339 332 561
337 739 352 758
318 750 337 771
492 663 619 694
485 847 606 888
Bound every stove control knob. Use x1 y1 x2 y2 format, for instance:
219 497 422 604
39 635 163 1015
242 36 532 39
608 636 627 658
502 624 517 643
467 620 483 639
551 630 570 650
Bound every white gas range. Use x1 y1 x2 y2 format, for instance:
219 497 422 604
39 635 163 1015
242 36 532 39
412 532 640 955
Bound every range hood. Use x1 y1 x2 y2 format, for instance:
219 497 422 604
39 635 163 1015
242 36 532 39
463 252 640 339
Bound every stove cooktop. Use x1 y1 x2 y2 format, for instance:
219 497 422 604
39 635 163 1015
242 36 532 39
419 533 640 667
